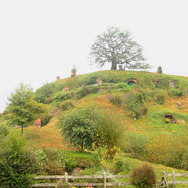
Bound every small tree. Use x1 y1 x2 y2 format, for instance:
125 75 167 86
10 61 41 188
6 83 45 133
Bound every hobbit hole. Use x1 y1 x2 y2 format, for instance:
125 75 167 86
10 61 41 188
164 114 176 124
127 78 137 86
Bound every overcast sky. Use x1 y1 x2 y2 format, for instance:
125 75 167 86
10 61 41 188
0 0 188 113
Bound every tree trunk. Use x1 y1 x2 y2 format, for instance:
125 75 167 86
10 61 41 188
21 122 23 134
111 61 117 70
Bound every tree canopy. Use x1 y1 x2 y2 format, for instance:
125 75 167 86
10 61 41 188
89 26 149 70
6 83 45 133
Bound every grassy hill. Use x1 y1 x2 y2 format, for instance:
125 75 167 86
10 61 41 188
1 70 188 187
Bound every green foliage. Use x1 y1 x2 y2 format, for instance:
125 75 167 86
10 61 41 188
0 124 10 140
168 88 185 97
35 82 54 103
60 100 75 111
94 113 124 159
113 158 132 173
125 92 145 118
130 163 157 188
89 26 146 70
52 91 73 103
154 90 167 104
60 103 101 151
78 86 91 98
41 113 52 126
115 82 130 92
145 133 188 169
0 132 38 187
6 83 46 133
65 78 79 90
155 77 170 89
108 93 123 106
124 133 150 158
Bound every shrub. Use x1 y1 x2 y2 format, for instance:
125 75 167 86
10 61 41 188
140 106 148 115
145 133 188 169
113 158 132 174
35 82 54 103
154 90 167 104
0 124 10 139
94 112 124 159
124 133 150 158
130 163 157 188
60 102 101 151
108 93 123 106
168 88 185 97
78 86 91 98
0 132 38 187
60 100 75 111
125 92 145 118
41 113 53 126
65 78 79 90
53 91 73 102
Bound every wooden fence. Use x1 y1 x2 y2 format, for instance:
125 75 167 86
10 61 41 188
32 171 188 188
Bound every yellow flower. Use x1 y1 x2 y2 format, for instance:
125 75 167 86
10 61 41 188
172 130 176 132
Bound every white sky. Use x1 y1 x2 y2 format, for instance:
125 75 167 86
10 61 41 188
0 0 188 113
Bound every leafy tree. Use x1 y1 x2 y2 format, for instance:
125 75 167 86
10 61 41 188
129 62 151 71
35 82 54 103
6 83 45 133
60 103 100 151
89 26 147 70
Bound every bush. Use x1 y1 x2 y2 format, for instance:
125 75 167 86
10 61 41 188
94 112 124 159
130 163 157 188
53 91 73 102
0 132 38 187
124 133 150 158
35 82 54 103
0 124 10 139
155 90 167 104
125 92 145 118
65 78 79 90
108 93 123 106
60 102 101 151
140 106 148 115
41 113 53 126
60 100 75 111
168 88 185 97
145 133 188 169
78 86 91 98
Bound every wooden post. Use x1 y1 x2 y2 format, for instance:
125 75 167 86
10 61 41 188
161 171 168 187
172 171 176 188
65 172 68 185
103 172 107 188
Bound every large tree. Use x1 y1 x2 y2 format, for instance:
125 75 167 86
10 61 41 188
89 26 148 70
6 83 45 133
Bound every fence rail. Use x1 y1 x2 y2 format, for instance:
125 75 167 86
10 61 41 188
32 171 188 188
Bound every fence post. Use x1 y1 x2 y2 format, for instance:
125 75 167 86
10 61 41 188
172 171 176 188
103 171 107 188
65 172 68 185
161 171 168 187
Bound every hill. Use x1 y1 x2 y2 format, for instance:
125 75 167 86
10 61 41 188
1 70 188 187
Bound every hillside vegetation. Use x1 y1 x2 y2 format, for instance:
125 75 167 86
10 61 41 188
1 70 188 187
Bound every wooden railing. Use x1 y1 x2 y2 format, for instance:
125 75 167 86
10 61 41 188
159 171 188 188
32 171 188 188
